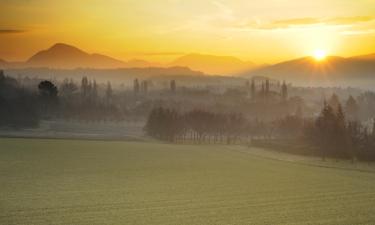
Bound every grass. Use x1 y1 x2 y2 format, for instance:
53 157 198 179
1 138 375 225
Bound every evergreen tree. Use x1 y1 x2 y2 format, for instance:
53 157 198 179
261 82 265 98
345 95 359 121
265 79 270 97
251 79 256 100
81 77 88 99
170 80 176 93
134 79 140 94
281 81 288 101
105 81 113 104
328 93 340 112
92 80 98 100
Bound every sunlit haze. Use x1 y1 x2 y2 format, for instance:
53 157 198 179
1 0 375 63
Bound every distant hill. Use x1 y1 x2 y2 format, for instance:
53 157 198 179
243 55 375 88
0 43 160 70
351 53 375 61
1 43 255 76
26 43 127 68
170 53 256 75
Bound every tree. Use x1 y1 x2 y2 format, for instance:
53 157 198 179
265 79 270 97
81 77 89 98
134 79 140 94
92 79 98 101
315 102 337 159
261 82 265 98
38 80 58 99
281 81 288 101
144 107 185 142
345 95 359 121
0 70 4 80
38 80 58 116
334 103 349 158
0 73 39 128
328 93 340 112
251 79 256 100
105 81 113 103
170 80 176 93
60 78 77 98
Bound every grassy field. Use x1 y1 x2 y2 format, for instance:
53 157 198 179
1 138 375 225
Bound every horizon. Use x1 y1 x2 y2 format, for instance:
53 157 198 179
1 0 375 64
0 41 373 66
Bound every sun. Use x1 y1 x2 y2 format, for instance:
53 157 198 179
313 49 327 61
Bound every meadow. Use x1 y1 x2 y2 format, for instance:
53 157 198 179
1 138 375 225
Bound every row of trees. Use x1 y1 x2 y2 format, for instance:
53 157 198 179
134 79 177 94
145 107 250 144
58 77 121 121
144 103 375 161
245 79 288 102
145 106 306 144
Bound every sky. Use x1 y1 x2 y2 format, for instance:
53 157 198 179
1 0 375 63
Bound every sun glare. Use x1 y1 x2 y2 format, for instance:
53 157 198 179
313 49 327 61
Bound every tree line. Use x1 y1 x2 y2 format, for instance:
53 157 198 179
145 102 375 161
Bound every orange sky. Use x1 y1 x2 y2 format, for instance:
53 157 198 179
1 0 375 63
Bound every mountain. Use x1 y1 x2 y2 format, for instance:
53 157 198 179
2 44 256 75
170 53 256 75
351 53 375 61
26 43 128 68
243 55 375 87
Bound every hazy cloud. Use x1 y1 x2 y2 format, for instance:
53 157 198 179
230 16 374 30
327 16 373 25
340 29 375 36
0 29 26 34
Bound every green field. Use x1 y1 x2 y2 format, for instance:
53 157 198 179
1 138 375 225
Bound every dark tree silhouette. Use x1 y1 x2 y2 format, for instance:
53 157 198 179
134 79 140 94
38 80 58 98
170 80 176 93
281 81 288 101
251 79 256 100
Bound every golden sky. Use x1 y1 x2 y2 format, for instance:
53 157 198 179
1 0 375 63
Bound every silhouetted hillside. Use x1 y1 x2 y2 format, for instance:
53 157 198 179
27 43 126 68
244 55 375 88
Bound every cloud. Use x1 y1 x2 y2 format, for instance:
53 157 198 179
229 16 374 30
340 29 375 36
0 29 26 34
326 16 373 25
271 18 320 27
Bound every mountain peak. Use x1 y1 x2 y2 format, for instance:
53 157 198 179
26 43 127 69
45 43 87 55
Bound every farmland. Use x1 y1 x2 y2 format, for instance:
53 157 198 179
1 138 375 225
